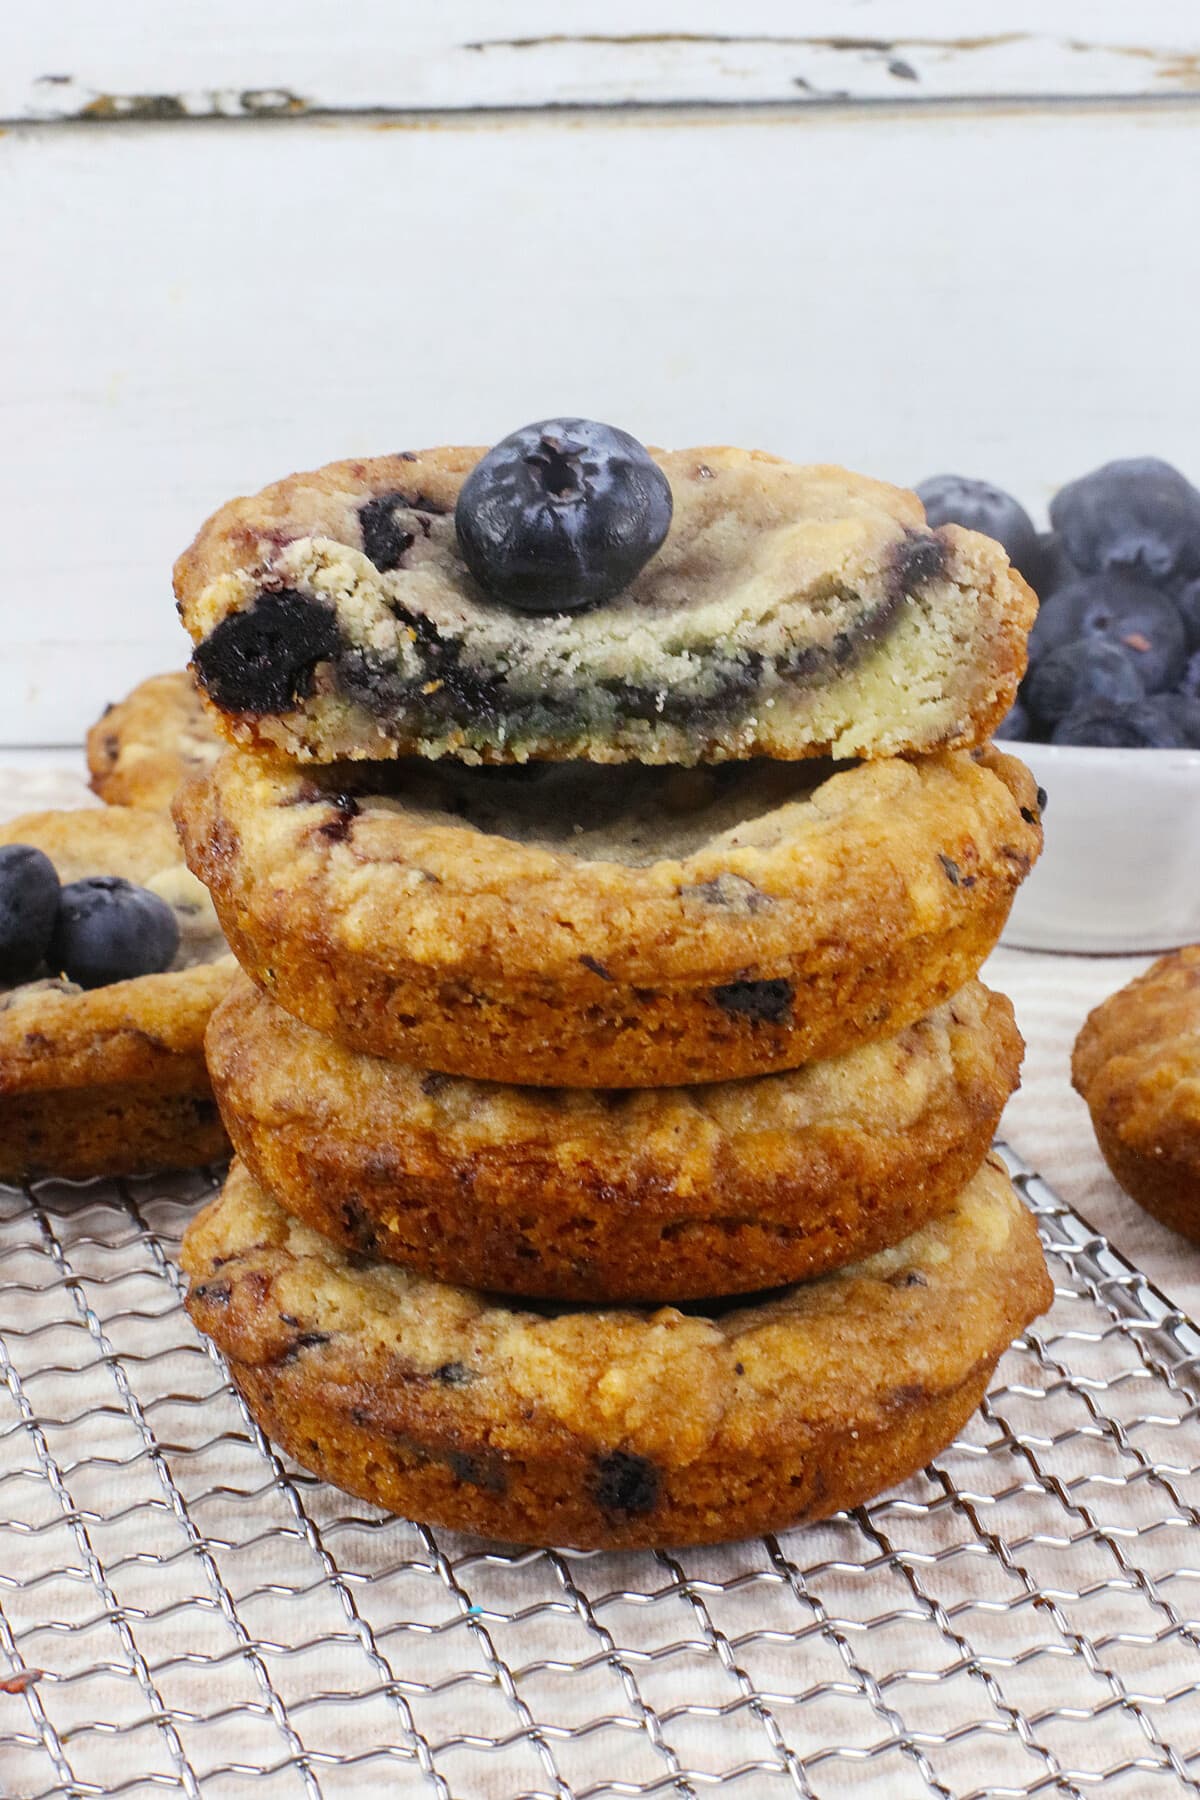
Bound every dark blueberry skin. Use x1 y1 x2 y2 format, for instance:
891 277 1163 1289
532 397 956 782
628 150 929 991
1032 531 1080 600
1051 697 1188 749
1049 457 1200 583
993 700 1030 741
49 877 180 989
455 419 673 613
1180 649 1200 699
1157 692 1200 748
915 474 1040 584
1175 576 1200 650
1027 573 1187 693
0 845 61 984
1025 637 1144 729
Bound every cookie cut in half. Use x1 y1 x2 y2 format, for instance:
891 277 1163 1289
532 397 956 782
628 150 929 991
209 975 1022 1301
175 445 1034 766
0 808 234 1180
88 670 220 812
1073 946 1200 1243
176 744 1042 1087
184 1156 1052 1549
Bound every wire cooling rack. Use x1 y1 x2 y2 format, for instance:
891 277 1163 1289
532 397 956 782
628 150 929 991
1 1147 1198 1800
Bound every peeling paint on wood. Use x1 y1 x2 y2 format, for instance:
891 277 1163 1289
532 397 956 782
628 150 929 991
4 6 1200 123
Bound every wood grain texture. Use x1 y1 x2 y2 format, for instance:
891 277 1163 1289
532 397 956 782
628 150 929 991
6 0 1200 121
3 101 1198 744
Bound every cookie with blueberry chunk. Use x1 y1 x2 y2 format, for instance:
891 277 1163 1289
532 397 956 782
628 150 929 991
0 807 235 1180
174 434 1035 766
207 974 1022 1302
182 1155 1051 1549
1073 947 1200 1243
88 671 221 812
174 742 1043 1087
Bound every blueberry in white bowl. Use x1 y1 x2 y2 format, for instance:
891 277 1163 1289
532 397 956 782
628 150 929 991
1049 456 1200 584
916 473 1041 585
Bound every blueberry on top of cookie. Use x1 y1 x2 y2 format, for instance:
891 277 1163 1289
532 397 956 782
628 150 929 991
0 845 61 984
0 849 181 990
454 418 673 613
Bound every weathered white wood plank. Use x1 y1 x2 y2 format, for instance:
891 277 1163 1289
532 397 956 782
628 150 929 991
6 0 1200 119
3 102 1199 744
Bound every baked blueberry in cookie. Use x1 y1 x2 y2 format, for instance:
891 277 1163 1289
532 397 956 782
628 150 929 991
175 439 1035 765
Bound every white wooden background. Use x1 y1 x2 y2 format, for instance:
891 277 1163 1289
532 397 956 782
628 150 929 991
3 2 1199 744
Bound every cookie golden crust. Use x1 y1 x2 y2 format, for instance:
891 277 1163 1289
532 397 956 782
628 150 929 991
183 1156 1052 1549
1072 947 1200 1243
209 976 1022 1301
0 807 234 1180
87 671 221 812
176 744 1042 1087
175 445 1033 766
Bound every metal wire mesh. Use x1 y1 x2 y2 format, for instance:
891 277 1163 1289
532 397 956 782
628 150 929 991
1 1144 1198 1800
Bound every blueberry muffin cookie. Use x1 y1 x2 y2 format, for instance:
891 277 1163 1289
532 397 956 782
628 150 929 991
176 744 1042 1087
184 1155 1051 1548
88 671 220 811
0 808 234 1180
209 976 1022 1301
1072 947 1200 1242
175 429 1034 767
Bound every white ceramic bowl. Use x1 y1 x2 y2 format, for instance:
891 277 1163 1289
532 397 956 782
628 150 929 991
1001 741 1200 953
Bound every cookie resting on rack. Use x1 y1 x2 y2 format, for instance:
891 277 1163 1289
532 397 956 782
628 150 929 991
183 1155 1052 1549
175 743 1043 1087
175 437 1034 766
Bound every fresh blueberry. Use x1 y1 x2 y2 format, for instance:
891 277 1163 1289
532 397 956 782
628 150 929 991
915 474 1040 584
49 877 180 989
1051 697 1188 748
1180 650 1200 699
1032 531 1079 599
455 419 673 612
0 845 61 983
1025 637 1144 729
1049 457 1200 583
1175 576 1200 649
1157 692 1200 747
993 699 1031 741
1026 572 1187 692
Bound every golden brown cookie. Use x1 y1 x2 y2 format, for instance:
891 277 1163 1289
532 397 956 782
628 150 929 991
1072 947 1200 1243
208 975 1022 1301
87 671 221 812
175 444 1033 766
176 743 1042 1087
184 1155 1051 1549
0 808 234 1180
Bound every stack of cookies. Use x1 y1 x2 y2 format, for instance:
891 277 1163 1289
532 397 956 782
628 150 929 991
173 423 1053 1548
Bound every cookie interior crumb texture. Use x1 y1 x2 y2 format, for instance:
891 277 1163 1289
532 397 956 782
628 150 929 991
175 447 1034 765
182 1154 1052 1548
